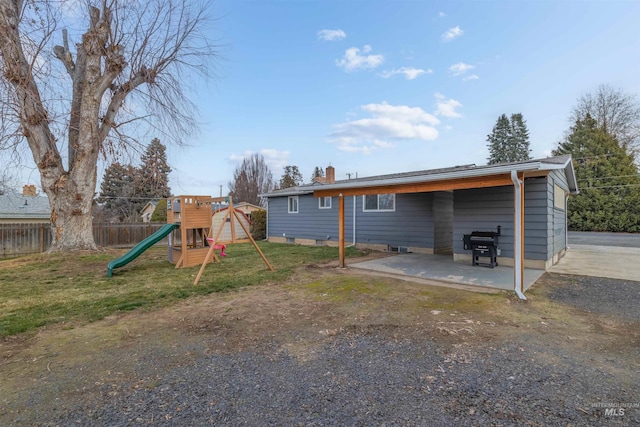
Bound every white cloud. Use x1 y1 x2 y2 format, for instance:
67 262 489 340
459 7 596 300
361 102 440 125
228 149 290 172
317 29 346 41
438 12 447 18
336 45 384 72
463 74 479 81
328 102 440 154
449 61 474 75
380 67 432 80
434 95 463 118
441 26 463 41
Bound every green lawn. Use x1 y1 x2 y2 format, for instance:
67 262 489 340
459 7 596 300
0 242 363 337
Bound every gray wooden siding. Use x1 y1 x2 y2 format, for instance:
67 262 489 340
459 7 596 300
355 192 434 248
549 170 568 257
433 191 453 254
453 178 551 261
267 193 435 249
267 195 353 243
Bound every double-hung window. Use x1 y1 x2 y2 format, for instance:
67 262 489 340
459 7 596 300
288 196 299 213
363 194 395 211
319 196 332 209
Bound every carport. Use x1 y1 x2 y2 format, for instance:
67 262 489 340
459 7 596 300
313 157 578 299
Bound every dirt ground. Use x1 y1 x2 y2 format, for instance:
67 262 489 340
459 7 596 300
1 261 638 425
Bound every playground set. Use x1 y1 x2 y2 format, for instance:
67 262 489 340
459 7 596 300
106 195 274 284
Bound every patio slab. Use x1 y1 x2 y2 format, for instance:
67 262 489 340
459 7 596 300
549 244 640 281
349 253 545 292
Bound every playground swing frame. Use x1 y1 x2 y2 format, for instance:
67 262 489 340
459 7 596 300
193 196 274 285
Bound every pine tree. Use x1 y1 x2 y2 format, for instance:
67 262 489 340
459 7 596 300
138 138 172 200
487 113 532 164
487 114 511 164
510 113 532 161
280 165 303 189
311 166 325 180
98 162 138 222
553 114 640 232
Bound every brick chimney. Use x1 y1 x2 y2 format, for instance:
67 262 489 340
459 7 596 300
325 166 335 184
312 166 336 184
22 184 37 196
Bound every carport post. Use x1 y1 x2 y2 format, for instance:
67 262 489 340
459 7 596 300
511 171 527 300
339 193 345 268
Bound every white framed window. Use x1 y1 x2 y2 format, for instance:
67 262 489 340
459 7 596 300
554 184 566 210
319 196 332 209
363 194 395 212
288 196 299 213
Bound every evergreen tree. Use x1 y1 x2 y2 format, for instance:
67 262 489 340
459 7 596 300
487 113 532 164
510 113 532 161
487 114 511 164
279 165 303 189
150 199 168 222
553 114 640 232
98 162 138 222
311 166 325 180
138 138 172 199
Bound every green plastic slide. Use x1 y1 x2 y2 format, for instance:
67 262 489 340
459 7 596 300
106 223 179 277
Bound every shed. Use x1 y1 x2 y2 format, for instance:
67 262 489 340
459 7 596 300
262 155 578 298
211 207 252 243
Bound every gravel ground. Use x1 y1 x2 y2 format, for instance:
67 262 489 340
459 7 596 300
37 337 638 427
543 274 640 321
5 273 640 426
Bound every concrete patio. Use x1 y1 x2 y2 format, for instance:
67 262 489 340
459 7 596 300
349 252 545 292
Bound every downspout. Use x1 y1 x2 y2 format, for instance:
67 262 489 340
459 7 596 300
265 198 269 241
346 195 357 247
352 195 357 245
564 193 569 251
511 171 527 300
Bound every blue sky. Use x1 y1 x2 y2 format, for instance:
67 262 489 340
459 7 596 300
167 0 640 196
11 0 640 197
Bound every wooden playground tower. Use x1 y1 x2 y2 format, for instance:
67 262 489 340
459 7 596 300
166 195 274 284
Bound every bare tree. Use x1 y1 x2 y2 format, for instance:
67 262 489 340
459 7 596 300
228 153 276 207
0 0 215 251
570 84 640 158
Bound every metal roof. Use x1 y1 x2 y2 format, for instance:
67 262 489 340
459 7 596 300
0 191 51 220
263 155 578 197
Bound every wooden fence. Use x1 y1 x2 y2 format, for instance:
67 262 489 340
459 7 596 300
0 222 166 258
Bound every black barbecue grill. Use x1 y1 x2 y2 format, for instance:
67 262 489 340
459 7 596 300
462 226 501 268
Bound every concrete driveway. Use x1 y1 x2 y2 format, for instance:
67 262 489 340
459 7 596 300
549 232 640 281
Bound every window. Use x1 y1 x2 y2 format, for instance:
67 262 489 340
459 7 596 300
363 194 395 211
288 196 299 213
554 184 566 210
319 196 332 209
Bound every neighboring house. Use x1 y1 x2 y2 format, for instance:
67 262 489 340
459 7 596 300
234 202 264 221
140 201 158 223
263 157 578 294
0 185 51 224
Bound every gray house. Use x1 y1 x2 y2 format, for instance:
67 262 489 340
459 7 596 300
263 156 578 297
0 185 51 224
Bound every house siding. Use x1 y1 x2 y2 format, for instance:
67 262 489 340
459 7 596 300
267 195 353 244
267 193 435 250
267 171 571 267
453 177 551 262
356 192 434 249
549 169 569 259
